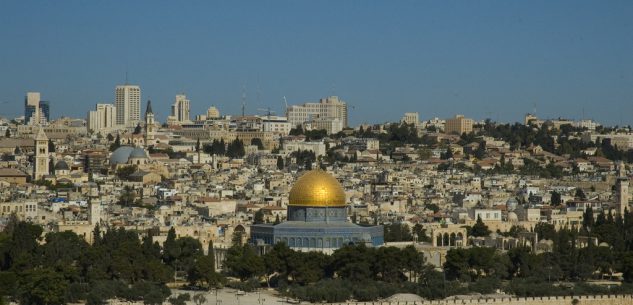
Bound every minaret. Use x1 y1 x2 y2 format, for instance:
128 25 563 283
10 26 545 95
89 198 101 226
616 161 629 215
144 100 155 145
33 127 49 180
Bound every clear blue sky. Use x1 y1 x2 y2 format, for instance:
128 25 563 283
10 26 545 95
1 1 633 126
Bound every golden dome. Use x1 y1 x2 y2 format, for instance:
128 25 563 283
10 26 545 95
288 170 346 207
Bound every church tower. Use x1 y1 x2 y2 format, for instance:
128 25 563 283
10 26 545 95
616 161 629 215
144 100 155 145
34 127 49 180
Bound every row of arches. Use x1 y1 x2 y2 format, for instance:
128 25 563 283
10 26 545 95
434 232 465 247
431 227 468 247
276 236 356 249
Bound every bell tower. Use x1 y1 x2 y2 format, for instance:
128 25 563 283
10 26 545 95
144 100 155 145
34 127 49 180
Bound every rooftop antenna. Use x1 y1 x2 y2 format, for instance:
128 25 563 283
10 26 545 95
241 83 246 117
124 61 129 85
256 75 261 105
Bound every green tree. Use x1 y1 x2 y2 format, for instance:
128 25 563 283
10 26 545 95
330 244 375 282
17 268 69 305
384 223 413 242
551 191 562 206
109 134 121 151
224 244 264 281
251 138 264 150
133 124 142 135
533 222 556 241
192 293 206 305
118 186 136 206
582 207 594 230
254 209 265 224
189 254 219 288
168 294 190 305
289 126 304 136
227 138 245 158
116 165 137 180
276 156 284 170
470 216 491 237
4 129 10 138
163 227 179 266
441 146 454 160
48 139 55 153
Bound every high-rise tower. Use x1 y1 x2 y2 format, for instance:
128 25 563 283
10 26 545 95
33 127 49 180
25 92 41 125
87 104 117 133
115 85 141 127
171 94 191 123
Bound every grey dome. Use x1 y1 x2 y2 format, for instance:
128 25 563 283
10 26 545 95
110 146 134 165
54 160 70 170
129 147 148 159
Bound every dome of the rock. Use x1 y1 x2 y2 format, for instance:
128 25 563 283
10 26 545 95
288 170 346 207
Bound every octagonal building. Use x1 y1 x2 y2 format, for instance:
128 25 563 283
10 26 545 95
250 170 384 253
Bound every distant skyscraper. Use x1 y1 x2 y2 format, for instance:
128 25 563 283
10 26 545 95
39 101 50 123
207 106 220 119
445 114 474 135
401 112 420 126
286 96 348 130
24 92 40 125
115 85 141 127
171 94 190 123
87 104 117 133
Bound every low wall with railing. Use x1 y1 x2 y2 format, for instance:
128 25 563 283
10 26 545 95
329 294 633 305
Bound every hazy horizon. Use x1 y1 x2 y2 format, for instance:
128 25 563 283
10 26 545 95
1 1 632 126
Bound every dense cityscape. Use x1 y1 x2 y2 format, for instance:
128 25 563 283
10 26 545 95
2 2 633 305
1 88 633 305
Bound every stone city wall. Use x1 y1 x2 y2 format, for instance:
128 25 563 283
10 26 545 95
330 294 633 305
98 294 633 305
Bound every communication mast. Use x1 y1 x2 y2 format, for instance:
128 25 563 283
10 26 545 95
241 84 247 117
